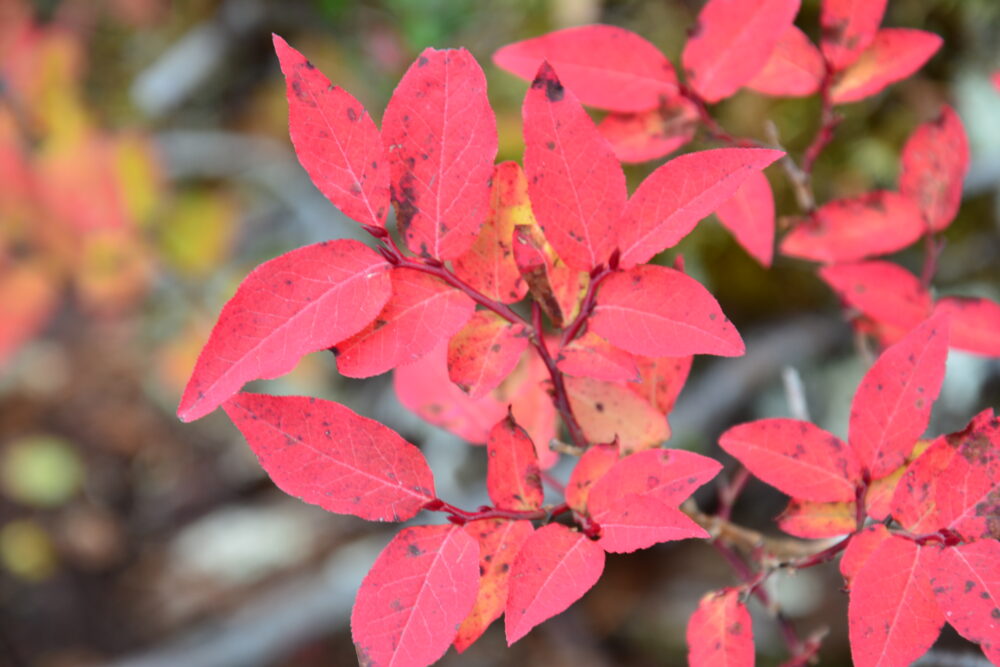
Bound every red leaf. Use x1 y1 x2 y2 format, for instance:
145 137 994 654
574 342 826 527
628 355 693 416
746 25 824 97
566 442 619 514
565 376 669 455
891 410 1000 541
591 265 745 358
223 393 435 521
719 419 861 502
847 535 943 667
780 191 924 263
557 331 640 383
523 62 626 271
820 0 888 71
448 311 530 398
848 315 949 478
682 0 801 103
830 28 942 105
686 588 754 667
0 263 57 368
587 448 722 512
502 349 560 469
394 341 506 444
382 48 497 260
899 105 969 232
926 541 1000 657
178 240 391 422
594 493 707 553
451 161 530 304
714 170 775 267
493 25 678 112
778 499 856 538
505 523 605 644
933 297 1000 357
863 440 932 521
597 97 698 163
352 525 479 666
334 267 475 378
617 148 783 268
487 412 543 511
454 519 534 653
512 224 587 327
840 524 891 584
819 261 932 333
272 35 389 229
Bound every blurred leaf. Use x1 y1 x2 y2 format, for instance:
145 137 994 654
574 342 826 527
75 227 151 312
0 519 58 581
1 434 84 507
0 262 58 367
158 189 237 276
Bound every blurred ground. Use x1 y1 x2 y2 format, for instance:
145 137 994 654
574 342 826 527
0 0 998 665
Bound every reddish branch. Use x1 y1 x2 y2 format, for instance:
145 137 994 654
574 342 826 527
368 226 591 452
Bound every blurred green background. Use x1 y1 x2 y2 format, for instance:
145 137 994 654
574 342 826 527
1 0 998 665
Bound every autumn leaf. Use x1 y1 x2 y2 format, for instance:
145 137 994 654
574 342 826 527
597 97 698 163
448 311 529 398
334 267 475 378
820 0 888 71
847 535 943 667
778 499 856 538
819 261 932 334
925 541 1000 659
178 240 391 422
565 376 669 455
714 170 776 267
848 315 949 478
454 519 533 652
719 418 861 502
505 523 605 644
395 341 506 444
932 297 1000 357
565 442 619 514
273 35 389 229
682 0 801 103
494 25 678 112
591 265 744 358
224 393 435 521
780 191 924 263
830 29 942 105
352 525 479 666
617 148 783 268
899 105 969 232
627 355 693 416
486 413 543 511
451 161 530 303
557 331 640 383
382 48 497 259
746 25 824 97
522 62 626 271
586 448 722 514
686 588 755 667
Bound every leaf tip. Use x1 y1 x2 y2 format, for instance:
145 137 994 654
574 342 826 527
530 61 564 102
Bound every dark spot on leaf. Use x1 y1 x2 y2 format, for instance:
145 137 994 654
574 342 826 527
418 56 429 67
346 107 358 122
501 563 510 573
595 402 604 412
545 141 555 150
407 543 423 557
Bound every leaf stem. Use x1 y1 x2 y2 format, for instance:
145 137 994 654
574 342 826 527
531 301 589 451
560 264 614 347
425 498 570 526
